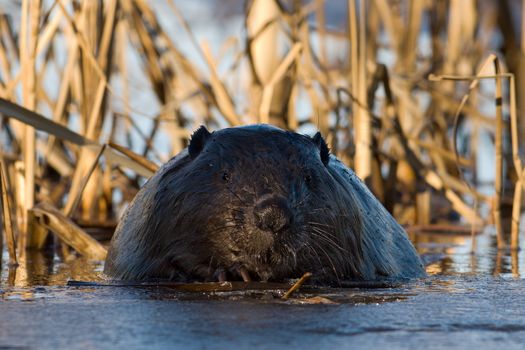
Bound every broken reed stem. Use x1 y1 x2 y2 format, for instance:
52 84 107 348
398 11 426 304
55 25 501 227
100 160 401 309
0 159 18 266
282 272 312 299
31 202 107 260
108 142 159 173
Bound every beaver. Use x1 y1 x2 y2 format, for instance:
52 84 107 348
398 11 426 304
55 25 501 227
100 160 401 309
104 124 425 285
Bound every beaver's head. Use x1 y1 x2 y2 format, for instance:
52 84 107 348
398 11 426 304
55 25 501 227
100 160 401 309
155 125 363 283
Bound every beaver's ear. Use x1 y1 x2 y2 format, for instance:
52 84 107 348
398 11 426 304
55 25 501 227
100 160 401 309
188 125 211 158
312 132 330 167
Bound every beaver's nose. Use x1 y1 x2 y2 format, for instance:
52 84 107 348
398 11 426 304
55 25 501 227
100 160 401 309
253 195 292 233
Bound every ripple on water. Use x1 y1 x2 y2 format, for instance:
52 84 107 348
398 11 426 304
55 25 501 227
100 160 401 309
2 231 525 349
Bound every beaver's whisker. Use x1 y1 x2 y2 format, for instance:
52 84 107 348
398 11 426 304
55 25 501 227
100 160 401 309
225 185 248 205
308 221 332 228
293 192 312 208
283 243 297 267
303 241 327 276
310 240 342 284
307 228 348 254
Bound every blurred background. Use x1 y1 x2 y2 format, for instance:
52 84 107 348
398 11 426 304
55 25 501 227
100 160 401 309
1 0 525 260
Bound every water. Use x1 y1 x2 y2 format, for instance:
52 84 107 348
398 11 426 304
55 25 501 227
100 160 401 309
1 232 525 349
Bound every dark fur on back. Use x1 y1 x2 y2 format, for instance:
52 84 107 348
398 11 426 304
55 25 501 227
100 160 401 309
104 125 425 284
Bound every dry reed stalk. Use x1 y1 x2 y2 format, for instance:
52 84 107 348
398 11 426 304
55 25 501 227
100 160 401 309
429 54 510 241
201 42 242 126
0 171 2 253
349 0 371 181
511 249 519 278
374 64 482 224
0 0 519 256
108 142 159 173
43 40 78 162
0 97 93 146
14 161 25 236
372 0 399 52
423 170 482 225
287 83 299 130
79 1 117 219
63 144 107 217
508 71 523 250
401 1 425 71
246 0 281 86
0 158 18 266
0 97 154 177
115 20 133 145
247 0 297 128
315 0 327 65
259 43 302 123
165 0 242 129
415 190 431 225
26 208 48 249
493 57 505 249
410 139 470 166
348 0 358 129
511 180 522 249
131 1 212 106
31 202 107 260
35 9 62 54
20 0 41 244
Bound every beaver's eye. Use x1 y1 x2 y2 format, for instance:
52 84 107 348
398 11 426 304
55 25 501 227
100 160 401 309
222 171 231 182
304 174 312 184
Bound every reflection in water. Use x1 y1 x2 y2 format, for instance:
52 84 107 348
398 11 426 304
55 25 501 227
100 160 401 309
1 249 105 287
413 230 525 278
1 229 524 304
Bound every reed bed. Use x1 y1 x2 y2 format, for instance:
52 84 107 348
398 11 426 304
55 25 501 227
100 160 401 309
0 0 523 263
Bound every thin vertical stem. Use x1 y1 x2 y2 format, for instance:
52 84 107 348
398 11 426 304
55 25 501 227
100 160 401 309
349 0 371 181
493 58 505 249
20 0 41 248
1 159 18 266
511 179 522 249
509 74 522 250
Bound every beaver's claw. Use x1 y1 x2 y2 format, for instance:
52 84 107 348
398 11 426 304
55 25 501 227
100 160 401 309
213 265 252 282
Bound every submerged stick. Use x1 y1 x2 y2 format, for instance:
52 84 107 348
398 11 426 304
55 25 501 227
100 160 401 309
68 278 397 291
68 280 294 292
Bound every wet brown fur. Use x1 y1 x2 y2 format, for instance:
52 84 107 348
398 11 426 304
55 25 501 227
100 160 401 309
104 125 425 285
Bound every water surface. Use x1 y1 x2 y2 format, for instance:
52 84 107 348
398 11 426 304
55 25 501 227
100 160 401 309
1 232 525 350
